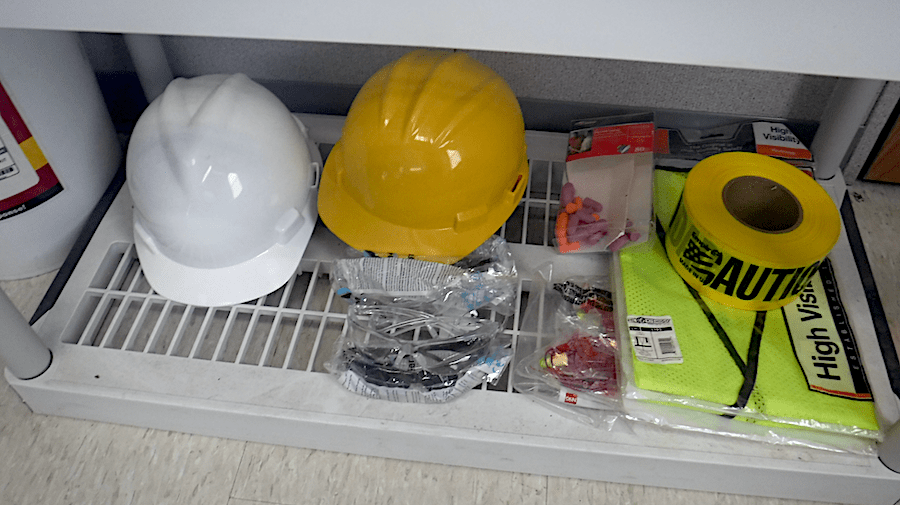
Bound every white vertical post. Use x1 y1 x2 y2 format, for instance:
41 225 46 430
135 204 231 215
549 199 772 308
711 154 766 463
0 289 51 380
879 421 900 474
811 78 884 180
123 33 174 103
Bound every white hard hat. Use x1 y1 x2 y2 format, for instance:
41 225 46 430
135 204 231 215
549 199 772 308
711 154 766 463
126 73 318 307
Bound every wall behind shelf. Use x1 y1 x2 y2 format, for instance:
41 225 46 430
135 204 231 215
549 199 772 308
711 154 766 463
79 32 897 178
81 33 837 128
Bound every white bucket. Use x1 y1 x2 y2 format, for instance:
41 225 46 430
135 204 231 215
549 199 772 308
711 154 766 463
0 29 121 280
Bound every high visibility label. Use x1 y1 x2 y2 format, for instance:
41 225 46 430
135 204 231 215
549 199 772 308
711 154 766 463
0 80 63 221
753 121 813 161
666 197 820 309
782 260 873 401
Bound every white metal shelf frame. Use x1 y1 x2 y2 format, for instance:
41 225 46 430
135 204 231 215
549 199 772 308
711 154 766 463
2 1 900 81
1 2 900 497
6 124 900 504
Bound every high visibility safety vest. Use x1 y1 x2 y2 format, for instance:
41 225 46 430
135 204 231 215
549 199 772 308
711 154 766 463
619 169 879 438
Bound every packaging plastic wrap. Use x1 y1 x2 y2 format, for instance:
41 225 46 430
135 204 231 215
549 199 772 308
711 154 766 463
555 113 655 254
616 168 882 453
513 262 623 429
330 303 512 403
331 235 518 317
654 120 815 176
326 236 516 402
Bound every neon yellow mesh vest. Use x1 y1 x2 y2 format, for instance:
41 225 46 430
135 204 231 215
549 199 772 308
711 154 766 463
619 169 879 436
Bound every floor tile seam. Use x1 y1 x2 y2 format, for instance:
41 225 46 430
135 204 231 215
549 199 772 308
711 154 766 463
228 440 250 501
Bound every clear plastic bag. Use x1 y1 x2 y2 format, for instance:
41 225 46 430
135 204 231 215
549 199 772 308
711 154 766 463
331 235 518 317
615 169 883 453
513 262 623 429
326 236 516 403
328 303 512 403
555 113 655 254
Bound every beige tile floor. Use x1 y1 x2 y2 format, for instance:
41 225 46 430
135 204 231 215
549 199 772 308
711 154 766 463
0 179 898 505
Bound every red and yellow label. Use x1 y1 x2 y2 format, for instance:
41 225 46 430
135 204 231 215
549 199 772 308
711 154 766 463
0 80 63 219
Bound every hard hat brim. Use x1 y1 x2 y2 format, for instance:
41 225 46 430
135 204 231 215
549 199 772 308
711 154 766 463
135 188 318 307
318 146 528 263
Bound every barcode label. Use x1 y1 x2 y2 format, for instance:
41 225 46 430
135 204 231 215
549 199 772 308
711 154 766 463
657 337 676 355
0 141 17 181
627 315 683 364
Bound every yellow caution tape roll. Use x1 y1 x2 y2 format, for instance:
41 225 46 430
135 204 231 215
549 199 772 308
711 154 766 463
665 152 841 311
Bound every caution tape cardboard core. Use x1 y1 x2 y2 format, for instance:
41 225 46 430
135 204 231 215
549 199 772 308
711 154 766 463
722 176 803 233
665 152 841 311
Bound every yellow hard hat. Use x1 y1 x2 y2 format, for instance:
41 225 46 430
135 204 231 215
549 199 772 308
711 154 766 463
318 49 529 263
